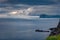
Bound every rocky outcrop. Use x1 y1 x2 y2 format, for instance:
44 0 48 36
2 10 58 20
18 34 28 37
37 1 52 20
49 22 60 36
35 29 49 32
35 21 60 36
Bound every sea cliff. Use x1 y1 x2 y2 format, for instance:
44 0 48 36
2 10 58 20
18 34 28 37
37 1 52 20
46 22 60 40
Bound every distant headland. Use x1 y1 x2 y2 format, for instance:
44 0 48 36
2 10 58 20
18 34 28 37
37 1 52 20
40 14 60 18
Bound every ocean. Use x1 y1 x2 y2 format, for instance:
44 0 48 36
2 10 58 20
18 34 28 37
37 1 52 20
0 18 59 40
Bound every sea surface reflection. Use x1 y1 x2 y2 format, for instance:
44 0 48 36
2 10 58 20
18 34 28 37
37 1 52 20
0 18 59 40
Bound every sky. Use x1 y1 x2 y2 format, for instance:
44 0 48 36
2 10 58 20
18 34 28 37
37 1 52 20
0 0 60 18
0 0 60 5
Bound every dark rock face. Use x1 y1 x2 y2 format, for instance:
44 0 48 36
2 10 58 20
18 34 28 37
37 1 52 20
35 29 49 32
57 22 60 28
49 22 60 36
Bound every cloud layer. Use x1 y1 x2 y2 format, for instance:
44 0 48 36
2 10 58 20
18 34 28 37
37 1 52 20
0 0 60 5
0 4 60 15
0 0 8 3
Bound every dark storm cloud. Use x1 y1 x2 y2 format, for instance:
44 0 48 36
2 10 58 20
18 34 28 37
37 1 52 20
0 0 8 3
1 0 60 5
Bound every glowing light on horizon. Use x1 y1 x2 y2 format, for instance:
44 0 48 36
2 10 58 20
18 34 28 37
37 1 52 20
9 11 17 15
8 7 33 16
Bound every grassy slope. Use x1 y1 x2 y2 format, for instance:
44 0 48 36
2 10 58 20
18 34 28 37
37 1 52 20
46 34 60 40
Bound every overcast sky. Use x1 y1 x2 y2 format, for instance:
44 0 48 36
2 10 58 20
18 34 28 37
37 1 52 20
0 0 60 16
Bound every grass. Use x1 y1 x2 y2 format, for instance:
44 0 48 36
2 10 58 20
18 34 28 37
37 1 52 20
46 34 60 40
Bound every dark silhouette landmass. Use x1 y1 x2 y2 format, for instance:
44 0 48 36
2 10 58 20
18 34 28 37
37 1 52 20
49 21 60 36
40 14 60 18
35 29 49 32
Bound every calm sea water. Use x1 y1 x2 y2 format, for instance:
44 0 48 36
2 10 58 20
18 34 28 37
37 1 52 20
0 18 59 40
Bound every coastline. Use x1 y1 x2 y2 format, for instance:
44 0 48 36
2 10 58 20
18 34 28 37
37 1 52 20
46 21 60 40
